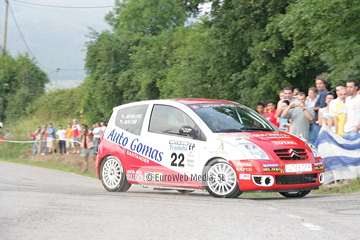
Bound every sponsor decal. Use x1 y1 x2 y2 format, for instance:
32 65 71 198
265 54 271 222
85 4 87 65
169 141 195 151
314 162 323 166
239 173 251 180
218 134 250 140
126 170 144 181
107 129 164 162
235 162 252 167
314 166 324 170
209 142 228 154
127 151 150 164
119 114 142 125
272 141 297 145
187 152 195 168
169 140 188 145
170 145 188 151
237 168 253 172
263 163 279 167
252 133 291 140
263 167 284 173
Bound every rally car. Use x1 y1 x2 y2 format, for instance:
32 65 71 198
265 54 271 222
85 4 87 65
95 99 324 198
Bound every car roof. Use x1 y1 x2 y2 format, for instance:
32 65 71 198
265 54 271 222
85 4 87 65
168 98 238 105
113 98 240 111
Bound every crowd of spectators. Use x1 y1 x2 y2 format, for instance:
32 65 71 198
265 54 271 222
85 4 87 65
257 77 360 143
29 119 107 172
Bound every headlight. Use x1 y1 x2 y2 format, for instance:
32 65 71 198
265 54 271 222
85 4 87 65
305 140 321 158
237 143 270 160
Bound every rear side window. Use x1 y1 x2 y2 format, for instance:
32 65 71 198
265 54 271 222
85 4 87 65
115 104 148 135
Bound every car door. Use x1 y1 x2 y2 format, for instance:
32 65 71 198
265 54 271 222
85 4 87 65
141 104 205 187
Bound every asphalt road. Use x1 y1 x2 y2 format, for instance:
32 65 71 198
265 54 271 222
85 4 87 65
1 161 359 239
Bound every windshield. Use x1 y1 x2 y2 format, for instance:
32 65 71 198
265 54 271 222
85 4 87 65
188 103 276 133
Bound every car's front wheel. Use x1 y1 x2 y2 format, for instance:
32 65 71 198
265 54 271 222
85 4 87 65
204 160 242 198
279 190 311 198
100 155 131 192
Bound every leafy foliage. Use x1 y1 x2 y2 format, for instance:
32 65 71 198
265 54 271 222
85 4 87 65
9 0 356 127
0 53 49 122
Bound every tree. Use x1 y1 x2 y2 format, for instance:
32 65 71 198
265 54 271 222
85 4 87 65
0 53 48 121
276 0 360 85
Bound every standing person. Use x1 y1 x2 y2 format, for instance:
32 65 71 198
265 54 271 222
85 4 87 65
256 101 266 116
281 92 315 140
33 126 41 155
309 76 329 144
278 100 290 132
40 124 47 155
292 88 300 101
333 88 347 137
282 86 293 102
46 123 55 154
28 131 37 156
328 84 346 129
92 122 102 156
276 86 293 120
56 125 67 155
306 87 318 108
264 100 280 127
79 124 94 172
100 121 106 133
344 79 360 141
72 119 81 154
318 92 335 132
65 123 73 154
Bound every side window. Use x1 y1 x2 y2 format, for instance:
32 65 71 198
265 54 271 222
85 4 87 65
149 105 198 136
115 104 148 135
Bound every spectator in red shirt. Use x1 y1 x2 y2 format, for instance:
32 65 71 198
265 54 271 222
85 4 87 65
79 124 94 172
264 99 280 127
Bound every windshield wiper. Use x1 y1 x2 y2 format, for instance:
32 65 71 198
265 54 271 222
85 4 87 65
240 127 272 132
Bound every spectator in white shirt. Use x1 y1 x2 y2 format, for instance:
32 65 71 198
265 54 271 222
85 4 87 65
92 122 103 156
328 84 346 129
56 125 67 155
344 79 360 141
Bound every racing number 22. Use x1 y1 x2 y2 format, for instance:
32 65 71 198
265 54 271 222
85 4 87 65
171 153 185 167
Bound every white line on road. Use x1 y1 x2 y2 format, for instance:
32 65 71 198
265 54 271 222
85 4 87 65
302 222 322 231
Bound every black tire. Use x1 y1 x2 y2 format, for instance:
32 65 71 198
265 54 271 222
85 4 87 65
204 160 242 198
177 190 195 194
279 190 311 198
100 155 131 192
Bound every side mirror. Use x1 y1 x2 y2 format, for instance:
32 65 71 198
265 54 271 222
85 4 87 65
179 125 198 138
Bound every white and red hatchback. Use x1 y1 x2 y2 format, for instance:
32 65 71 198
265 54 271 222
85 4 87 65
96 99 324 198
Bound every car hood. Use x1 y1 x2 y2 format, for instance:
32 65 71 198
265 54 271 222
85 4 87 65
217 131 307 148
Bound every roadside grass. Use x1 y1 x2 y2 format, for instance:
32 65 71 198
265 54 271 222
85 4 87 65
0 157 97 179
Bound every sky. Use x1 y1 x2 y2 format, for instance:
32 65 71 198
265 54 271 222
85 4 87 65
0 0 115 89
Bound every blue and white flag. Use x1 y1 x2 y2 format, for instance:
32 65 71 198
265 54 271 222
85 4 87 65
315 125 360 171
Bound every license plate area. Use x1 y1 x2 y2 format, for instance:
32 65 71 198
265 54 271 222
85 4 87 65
285 163 312 173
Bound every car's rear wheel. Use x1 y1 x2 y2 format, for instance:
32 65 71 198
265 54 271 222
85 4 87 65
100 155 131 192
279 190 311 198
204 160 242 198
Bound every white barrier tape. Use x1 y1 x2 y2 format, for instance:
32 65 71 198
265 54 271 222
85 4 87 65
0 139 82 144
0 140 35 143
